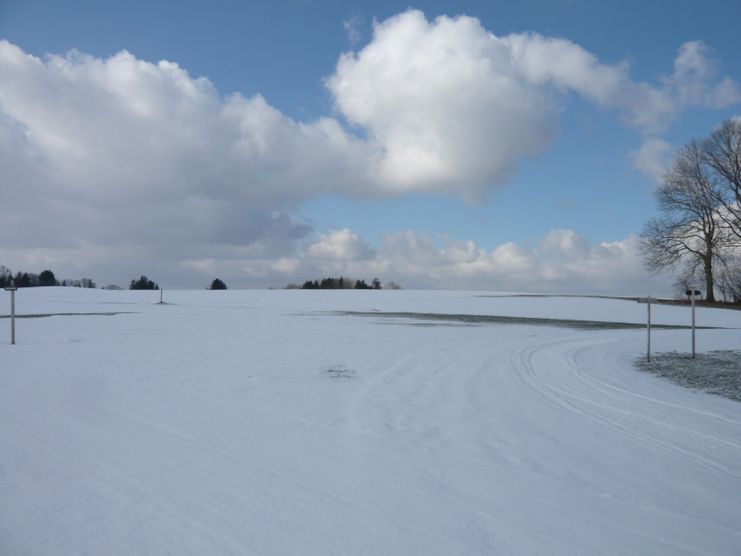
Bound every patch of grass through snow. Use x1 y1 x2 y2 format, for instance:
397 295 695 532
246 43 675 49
635 351 741 401
336 311 714 331
0 312 133 319
322 366 357 380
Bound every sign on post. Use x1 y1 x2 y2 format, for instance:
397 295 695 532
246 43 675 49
637 295 652 362
685 289 701 359
4 282 17 345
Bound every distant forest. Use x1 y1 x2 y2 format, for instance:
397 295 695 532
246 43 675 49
287 277 401 290
0 266 96 289
129 275 159 290
1 266 400 292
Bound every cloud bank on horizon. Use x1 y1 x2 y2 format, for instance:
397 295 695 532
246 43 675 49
1 10 739 291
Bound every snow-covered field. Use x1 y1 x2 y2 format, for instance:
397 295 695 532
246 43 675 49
1 288 740 555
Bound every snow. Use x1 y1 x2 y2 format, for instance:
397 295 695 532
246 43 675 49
1 288 740 555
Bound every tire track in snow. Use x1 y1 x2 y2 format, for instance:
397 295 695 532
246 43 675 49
511 333 741 480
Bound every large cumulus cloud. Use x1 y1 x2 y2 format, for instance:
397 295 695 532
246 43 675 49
0 42 372 254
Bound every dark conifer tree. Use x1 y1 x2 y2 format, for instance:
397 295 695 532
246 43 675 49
129 275 159 290
38 270 57 287
209 278 227 290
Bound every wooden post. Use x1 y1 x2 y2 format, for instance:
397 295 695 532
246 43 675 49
646 295 651 362
10 288 15 345
4 284 17 345
685 288 699 359
691 291 696 359
637 296 652 362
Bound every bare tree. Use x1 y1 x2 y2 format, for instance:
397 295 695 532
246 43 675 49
716 257 741 302
641 142 725 301
703 118 741 243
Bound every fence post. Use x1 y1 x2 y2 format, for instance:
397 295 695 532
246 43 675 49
4 282 17 345
685 289 700 359
637 296 652 362
691 291 696 359
646 295 651 362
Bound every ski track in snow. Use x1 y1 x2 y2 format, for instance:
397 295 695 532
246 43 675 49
0 288 740 555
514 339 741 479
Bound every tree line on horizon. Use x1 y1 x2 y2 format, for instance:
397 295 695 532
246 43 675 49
286 276 401 290
0 266 96 289
128 276 229 290
641 118 741 303
1 267 402 292
0 267 229 291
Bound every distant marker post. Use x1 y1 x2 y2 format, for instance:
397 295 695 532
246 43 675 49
4 280 17 345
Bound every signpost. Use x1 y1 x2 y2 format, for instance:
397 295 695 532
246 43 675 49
639 291 701 360
685 289 701 359
637 295 651 362
4 280 17 345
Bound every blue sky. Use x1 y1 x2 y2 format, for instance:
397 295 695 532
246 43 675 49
1 0 740 292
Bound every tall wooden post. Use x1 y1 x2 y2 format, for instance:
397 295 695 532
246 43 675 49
691 291 696 359
685 288 700 359
646 295 651 362
4 283 17 345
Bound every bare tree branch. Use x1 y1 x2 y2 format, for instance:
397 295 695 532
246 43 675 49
703 119 741 243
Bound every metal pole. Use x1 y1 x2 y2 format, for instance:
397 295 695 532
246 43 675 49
691 291 696 359
647 295 651 362
10 288 15 345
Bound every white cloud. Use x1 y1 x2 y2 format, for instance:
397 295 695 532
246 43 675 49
192 226 658 294
343 15 364 46
504 34 740 133
631 137 674 183
288 228 665 294
504 33 674 132
0 220 668 293
366 228 659 293
668 41 741 108
0 41 371 252
327 11 559 198
327 11 740 197
305 228 376 261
